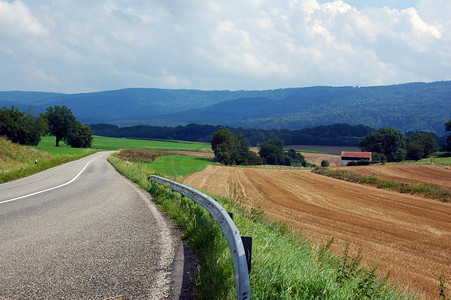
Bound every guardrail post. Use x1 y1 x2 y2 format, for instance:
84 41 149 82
241 236 252 273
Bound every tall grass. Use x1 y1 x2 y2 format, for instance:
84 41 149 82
312 167 450 202
108 153 416 300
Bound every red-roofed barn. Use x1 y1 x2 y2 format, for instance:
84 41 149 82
341 151 372 166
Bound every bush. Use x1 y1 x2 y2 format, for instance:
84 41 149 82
347 160 370 166
321 160 330 167
372 152 388 164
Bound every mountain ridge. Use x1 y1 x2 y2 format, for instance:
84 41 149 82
1 81 449 134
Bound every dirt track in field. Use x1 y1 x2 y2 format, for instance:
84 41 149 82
182 165 451 299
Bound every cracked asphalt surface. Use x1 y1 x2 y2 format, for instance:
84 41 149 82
0 151 188 299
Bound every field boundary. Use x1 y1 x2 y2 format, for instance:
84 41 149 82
312 166 450 202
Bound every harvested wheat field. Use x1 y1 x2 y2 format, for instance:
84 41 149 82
334 164 451 190
183 165 451 299
301 152 341 166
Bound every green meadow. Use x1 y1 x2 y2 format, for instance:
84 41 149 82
90 135 211 151
31 135 97 156
136 155 215 178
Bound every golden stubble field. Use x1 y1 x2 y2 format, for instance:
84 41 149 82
182 164 451 299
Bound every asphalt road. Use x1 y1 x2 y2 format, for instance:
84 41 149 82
0 151 189 299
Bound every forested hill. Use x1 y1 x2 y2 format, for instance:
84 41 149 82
0 81 450 134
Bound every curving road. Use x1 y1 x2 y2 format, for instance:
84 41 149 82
0 151 188 299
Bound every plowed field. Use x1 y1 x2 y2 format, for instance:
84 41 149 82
182 165 451 299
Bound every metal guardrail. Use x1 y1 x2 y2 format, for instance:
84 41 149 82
148 175 251 300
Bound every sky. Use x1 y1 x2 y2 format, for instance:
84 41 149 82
0 0 450 93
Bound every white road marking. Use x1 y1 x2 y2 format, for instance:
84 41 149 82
0 159 94 205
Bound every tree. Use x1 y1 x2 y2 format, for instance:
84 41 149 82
211 128 238 165
285 149 307 166
65 121 93 148
236 132 252 165
358 127 407 162
259 138 285 165
211 128 259 165
0 106 47 146
446 119 451 151
406 133 438 160
44 105 76 147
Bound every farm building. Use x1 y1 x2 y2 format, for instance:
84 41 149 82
341 151 372 166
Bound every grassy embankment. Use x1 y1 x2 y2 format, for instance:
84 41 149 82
109 152 417 299
0 136 98 183
0 135 211 183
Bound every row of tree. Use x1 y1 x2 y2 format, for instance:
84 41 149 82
211 128 310 167
212 121 451 166
0 105 93 148
90 123 377 147
358 122 450 162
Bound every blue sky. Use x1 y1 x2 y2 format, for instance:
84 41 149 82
0 0 450 93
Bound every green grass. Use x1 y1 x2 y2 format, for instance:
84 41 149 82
108 154 417 300
136 155 215 178
0 136 97 183
414 156 451 166
91 135 211 151
31 136 95 156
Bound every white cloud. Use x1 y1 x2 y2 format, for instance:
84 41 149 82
0 0 449 92
0 0 48 38
19 62 59 85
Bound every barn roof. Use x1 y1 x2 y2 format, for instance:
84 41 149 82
341 151 372 159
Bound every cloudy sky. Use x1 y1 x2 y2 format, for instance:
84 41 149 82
0 0 450 93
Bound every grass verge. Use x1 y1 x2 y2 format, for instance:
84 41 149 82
312 167 450 202
108 153 416 299
0 136 97 183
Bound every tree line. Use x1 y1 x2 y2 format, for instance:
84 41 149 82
211 120 451 166
0 105 93 148
91 123 377 147
358 123 451 163
211 128 311 167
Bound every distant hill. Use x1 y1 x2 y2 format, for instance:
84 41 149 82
1 81 450 134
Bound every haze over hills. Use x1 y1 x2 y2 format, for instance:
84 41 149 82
0 81 450 134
